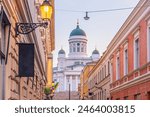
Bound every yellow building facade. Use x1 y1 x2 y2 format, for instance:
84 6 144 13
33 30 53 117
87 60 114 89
80 62 96 99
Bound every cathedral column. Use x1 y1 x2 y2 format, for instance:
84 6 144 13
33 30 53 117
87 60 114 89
64 75 66 91
47 53 53 87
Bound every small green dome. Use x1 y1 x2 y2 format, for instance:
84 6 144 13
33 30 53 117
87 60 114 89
92 49 99 55
70 24 86 37
58 49 65 54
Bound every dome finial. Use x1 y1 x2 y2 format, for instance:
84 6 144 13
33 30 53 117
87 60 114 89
61 45 63 49
95 45 97 50
77 19 79 28
77 19 79 25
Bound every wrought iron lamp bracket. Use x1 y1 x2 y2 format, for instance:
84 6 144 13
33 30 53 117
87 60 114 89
15 22 48 37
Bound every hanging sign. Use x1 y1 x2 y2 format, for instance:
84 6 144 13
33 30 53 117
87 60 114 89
18 43 34 77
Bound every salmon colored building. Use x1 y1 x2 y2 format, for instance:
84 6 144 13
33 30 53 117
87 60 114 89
82 0 150 100
110 0 150 100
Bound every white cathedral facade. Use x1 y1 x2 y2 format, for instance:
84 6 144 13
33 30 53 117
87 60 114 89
53 23 100 92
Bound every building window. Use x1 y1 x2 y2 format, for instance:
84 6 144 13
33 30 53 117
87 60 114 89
102 67 104 79
98 71 100 83
147 26 150 61
105 65 106 77
81 44 84 52
73 47 76 52
0 10 10 100
134 93 141 100
77 47 80 52
116 56 120 80
134 38 139 69
73 44 76 52
100 70 102 81
124 49 128 75
147 92 150 100
124 96 128 100
108 61 110 75
110 63 113 83
81 47 84 52
77 43 80 52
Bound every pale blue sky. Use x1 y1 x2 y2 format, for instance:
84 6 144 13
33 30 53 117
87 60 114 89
53 0 140 67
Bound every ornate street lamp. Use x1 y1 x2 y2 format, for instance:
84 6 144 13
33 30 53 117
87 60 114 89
40 0 53 20
15 0 53 36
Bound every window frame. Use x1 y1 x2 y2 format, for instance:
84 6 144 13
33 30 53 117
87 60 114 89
147 20 150 62
124 43 128 76
134 31 140 69
116 52 120 80
134 93 141 100
0 8 11 99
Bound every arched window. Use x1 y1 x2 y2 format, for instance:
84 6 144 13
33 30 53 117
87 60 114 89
77 43 80 52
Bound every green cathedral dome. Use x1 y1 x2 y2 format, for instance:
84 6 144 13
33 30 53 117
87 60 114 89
70 24 86 37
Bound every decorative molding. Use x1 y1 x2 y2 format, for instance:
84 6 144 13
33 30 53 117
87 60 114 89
110 72 150 93
132 26 140 36
122 38 128 47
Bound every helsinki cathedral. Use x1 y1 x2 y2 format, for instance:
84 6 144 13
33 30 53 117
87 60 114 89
53 22 100 92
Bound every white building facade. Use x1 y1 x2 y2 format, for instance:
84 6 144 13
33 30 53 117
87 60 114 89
53 23 100 93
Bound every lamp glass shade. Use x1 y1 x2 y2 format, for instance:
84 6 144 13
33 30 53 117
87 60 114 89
40 0 52 20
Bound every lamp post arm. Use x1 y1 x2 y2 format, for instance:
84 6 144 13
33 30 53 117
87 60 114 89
15 22 48 37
